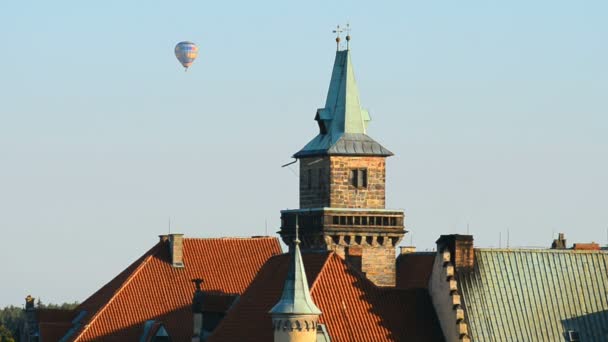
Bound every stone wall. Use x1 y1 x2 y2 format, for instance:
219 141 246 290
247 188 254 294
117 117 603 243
299 156 387 209
328 156 386 209
327 235 399 287
299 157 331 208
429 249 471 342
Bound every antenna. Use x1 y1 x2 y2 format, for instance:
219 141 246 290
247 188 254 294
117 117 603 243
265 218 268 236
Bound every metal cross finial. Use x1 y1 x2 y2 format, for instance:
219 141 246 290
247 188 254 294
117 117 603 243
333 25 344 50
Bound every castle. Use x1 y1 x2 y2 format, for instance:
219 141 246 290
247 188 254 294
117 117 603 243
21 34 608 342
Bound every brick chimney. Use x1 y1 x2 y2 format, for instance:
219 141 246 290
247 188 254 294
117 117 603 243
436 235 474 270
159 233 185 267
191 279 204 342
24 295 37 340
573 243 600 250
551 233 567 249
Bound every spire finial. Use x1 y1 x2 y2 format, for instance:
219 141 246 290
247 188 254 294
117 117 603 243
333 25 343 51
345 23 351 50
294 215 301 245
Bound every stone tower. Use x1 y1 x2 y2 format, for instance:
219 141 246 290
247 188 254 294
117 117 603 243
269 221 322 342
279 41 406 286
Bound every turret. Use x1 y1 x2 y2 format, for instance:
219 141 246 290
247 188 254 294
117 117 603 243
279 31 405 286
269 218 321 342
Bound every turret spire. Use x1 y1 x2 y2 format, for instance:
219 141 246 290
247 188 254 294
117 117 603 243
269 215 321 315
293 39 392 158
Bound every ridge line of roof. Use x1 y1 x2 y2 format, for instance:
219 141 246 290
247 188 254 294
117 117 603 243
72 243 161 341
475 248 607 254
184 236 278 241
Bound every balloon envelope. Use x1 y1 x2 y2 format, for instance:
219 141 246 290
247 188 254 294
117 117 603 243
175 41 198 69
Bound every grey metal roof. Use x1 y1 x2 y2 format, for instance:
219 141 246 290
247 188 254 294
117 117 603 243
294 49 392 158
294 133 392 158
459 249 608 341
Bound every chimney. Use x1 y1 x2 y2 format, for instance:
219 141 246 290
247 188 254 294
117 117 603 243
160 234 185 267
24 295 37 339
573 243 600 251
551 233 567 249
436 235 474 270
191 279 204 342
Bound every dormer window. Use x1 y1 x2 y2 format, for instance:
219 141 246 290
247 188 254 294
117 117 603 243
350 169 367 188
566 330 580 342
318 120 327 134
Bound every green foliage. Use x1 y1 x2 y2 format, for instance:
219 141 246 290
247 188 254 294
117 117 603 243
0 301 80 340
0 324 15 342
36 300 79 310
0 307 22 340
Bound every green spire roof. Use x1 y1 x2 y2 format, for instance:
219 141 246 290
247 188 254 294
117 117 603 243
269 233 321 316
294 49 392 158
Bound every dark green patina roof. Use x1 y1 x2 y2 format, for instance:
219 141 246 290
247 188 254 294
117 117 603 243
459 249 608 341
294 49 392 158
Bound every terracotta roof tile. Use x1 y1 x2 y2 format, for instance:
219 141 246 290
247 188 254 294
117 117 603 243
210 251 444 342
396 252 435 289
65 237 281 342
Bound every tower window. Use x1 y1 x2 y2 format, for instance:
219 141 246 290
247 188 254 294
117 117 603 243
318 168 324 189
350 169 368 188
306 169 312 190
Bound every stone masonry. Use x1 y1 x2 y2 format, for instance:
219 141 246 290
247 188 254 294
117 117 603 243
299 156 386 209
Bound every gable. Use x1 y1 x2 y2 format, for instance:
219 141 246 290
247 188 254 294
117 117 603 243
68 237 281 341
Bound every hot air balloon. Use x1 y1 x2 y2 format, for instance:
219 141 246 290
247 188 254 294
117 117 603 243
174 41 198 71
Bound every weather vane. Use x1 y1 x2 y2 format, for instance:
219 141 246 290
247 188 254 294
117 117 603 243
345 23 351 49
333 24 352 51
333 25 343 50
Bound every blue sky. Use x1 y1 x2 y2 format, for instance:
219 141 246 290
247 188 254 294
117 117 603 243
0 0 607 306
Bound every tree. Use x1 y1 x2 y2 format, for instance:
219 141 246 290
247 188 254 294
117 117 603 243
0 324 15 342
0 307 23 340
0 301 79 340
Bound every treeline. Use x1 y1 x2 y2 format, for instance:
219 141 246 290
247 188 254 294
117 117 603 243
0 301 79 342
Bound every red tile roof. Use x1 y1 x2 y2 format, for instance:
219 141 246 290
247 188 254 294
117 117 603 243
209 251 444 342
396 252 435 289
64 237 281 342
